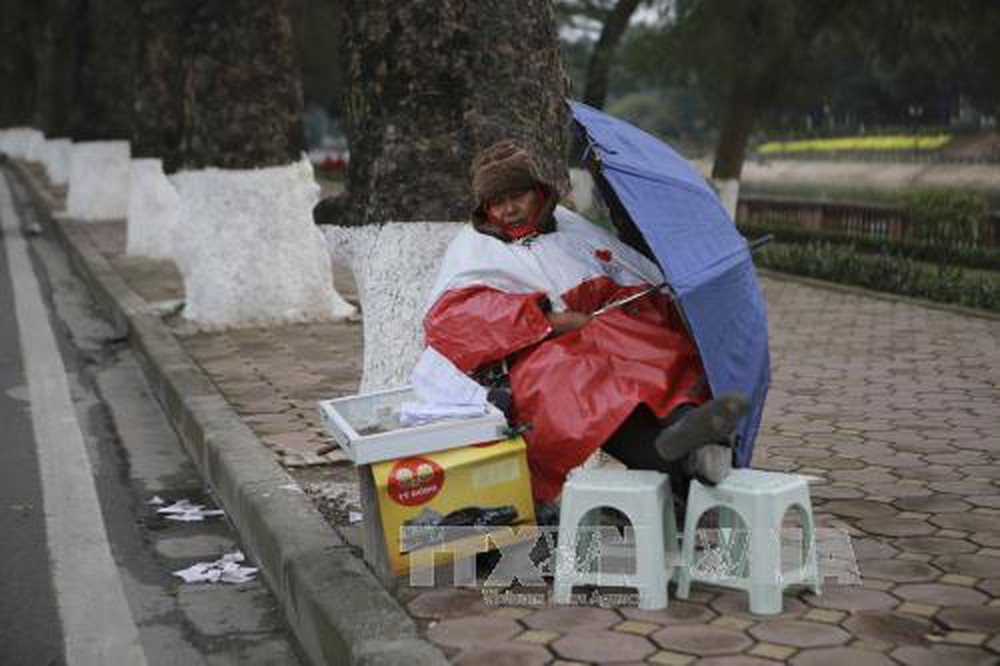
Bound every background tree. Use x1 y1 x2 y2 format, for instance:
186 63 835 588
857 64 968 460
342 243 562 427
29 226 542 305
556 0 649 111
298 0 345 118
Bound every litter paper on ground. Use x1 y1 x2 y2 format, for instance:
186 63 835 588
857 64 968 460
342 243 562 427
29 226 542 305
156 498 226 522
172 551 258 584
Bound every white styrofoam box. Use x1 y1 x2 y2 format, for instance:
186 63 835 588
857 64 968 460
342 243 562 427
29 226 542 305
66 140 131 221
126 158 178 260
44 138 73 186
171 156 355 326
319 386 508 465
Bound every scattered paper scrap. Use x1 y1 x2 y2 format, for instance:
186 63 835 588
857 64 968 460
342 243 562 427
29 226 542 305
349 511 363 524
173 551 258 585
156 499 226 522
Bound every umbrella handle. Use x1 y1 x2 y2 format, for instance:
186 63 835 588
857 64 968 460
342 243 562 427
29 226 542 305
592 281 671 316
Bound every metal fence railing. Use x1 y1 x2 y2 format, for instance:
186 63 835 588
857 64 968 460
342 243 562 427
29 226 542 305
735 195 1000 249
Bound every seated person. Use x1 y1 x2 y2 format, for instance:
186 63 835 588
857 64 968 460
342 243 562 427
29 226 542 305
420 139 747 504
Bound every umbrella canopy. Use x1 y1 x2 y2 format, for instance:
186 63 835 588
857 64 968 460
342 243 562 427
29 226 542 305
569 100 770 466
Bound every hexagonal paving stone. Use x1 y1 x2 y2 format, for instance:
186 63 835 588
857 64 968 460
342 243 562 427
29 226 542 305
619 601 716 625
407 589 492 620
861 482 932 499
893 584 988 606
748 619 850 648
790 647 895 666
426 616 522 650
969 532 1000 548
902 466 964 482
964 495 1000 510
551 629 655 663
930 513 1000 533
828 469 898 485
858 559 940 583
842 611 935 645
453 641 553 666
856 518 936 538
650 624 753 656
892 495 972 514
936 605 1000 632
805 586 898 612
523 606 620 633
811 485 865 500
929 481 998 496
890 644 1000 666
709 590 808 619
820 500 897 520
852 538 900 561
894 537 978 555
934 554 1000 579
693 657 779 666
974 578 1000 596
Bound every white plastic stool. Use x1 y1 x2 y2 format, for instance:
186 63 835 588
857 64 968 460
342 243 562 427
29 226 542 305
676 469 821 615
553 469 680 610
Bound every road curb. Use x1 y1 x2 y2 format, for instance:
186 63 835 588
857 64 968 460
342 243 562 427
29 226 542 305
7 162 448 666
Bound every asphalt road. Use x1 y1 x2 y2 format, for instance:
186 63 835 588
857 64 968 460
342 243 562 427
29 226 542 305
0 168 302 666
0 173 64 666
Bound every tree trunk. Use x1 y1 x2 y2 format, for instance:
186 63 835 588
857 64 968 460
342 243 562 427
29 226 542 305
318 0 569 393
711 83 758 182
33 0 81 137
70 0 139 140
581 0 643 110
177 0 304 170
339 0 569 227
131 0 184 169
0 1 40 126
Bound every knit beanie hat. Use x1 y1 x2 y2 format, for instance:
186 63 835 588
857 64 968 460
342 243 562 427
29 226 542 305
470 139 558 236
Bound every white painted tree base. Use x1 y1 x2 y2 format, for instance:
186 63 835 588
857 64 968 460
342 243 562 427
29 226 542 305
24 129 46 163
172 158 355 327
43 139 73 186
321 222 464 392
714 178 741 222
126 158 178 260
66 141 131 221
0 127 36 159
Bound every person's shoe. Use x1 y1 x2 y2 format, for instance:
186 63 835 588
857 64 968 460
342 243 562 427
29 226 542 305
684 443 733 486
654 393 749 463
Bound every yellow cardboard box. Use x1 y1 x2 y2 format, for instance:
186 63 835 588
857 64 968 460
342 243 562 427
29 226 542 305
372 436 536 576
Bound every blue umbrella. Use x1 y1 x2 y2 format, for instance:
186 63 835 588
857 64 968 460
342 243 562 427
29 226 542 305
569 100 770 467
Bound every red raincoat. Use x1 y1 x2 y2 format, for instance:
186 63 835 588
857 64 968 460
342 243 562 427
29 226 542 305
423 207 708 501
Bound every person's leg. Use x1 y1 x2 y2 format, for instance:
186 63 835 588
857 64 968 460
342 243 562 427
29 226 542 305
602 405 692 503
653 393 748 464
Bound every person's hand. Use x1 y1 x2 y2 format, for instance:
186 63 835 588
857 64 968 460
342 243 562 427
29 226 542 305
547 311 591 336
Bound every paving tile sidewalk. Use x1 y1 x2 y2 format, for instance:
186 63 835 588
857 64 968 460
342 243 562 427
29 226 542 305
28 165 1000 665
